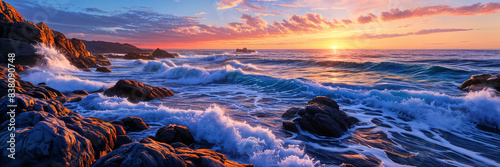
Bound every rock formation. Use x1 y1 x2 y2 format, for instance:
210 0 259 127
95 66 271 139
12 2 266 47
0 0 111 70
458 74 500 92
104 79 174 102
96 67 112 72
152 48 179 58
155 124 195 146
236 47 256 53
281 96 359 137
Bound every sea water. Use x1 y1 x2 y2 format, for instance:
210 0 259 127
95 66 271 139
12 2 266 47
21 47 500 166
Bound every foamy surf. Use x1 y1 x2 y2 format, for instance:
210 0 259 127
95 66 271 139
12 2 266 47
73 93 318 166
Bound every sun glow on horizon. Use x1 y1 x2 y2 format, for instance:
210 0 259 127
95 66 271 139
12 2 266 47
333 46 338 50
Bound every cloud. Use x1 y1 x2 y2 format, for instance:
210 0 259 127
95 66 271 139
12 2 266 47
357 13 377 24
360 2 500 24
357 28 473 39
85 8 108 13
216 0 267 11
195 12 206 15
67 33 86 38
240 13 267 28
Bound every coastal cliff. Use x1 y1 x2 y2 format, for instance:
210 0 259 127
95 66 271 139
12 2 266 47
0 0 109 70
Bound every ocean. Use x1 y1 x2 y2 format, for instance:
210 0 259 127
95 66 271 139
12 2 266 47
21 46 500 166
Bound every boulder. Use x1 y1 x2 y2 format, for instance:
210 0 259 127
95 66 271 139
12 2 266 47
0 111 95 167
174 147 253 167
155 124 195 146
95 67 111 72
104 79 174 102
92 139 187 167
0 94 71 122
282 107 300 119
282 121 298 133
113 124 126 135
152 48 177 58
59 113 117 158
282 96 358 137
121 116 149 132
114 135 132 149
459 74 500 92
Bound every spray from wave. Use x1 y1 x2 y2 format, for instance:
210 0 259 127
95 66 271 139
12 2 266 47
33 43 78 71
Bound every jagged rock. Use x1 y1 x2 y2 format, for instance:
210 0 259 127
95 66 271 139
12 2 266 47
0 94 71 122
121 116 149 132
92 139 187 167
459 74 500 92
14 64 23 72
95 67 111 72
59 113 117 158
0 1 111 69
283 96 358 137
0 0 25 22
152 48 177 58
155 124 195 146
0 111 95 167
104 79 174 101
94 139 253 167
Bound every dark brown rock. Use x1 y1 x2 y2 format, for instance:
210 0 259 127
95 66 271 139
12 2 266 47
282 107 299 119
282 96 358 137
121 116 149 131
283 121 298 133
152 48 177 58
459 74 500 92
155 124 195 146
124 52 155 60
96 67 112 72
114 135 132 149
104 79 174 102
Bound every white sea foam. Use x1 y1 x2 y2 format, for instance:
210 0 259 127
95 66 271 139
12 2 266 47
76 93 318 166
21 71 109 92
33 44 78 71
230 60 259 70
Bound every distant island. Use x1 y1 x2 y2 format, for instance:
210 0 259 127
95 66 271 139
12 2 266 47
81 40 142 54
236 47 256 53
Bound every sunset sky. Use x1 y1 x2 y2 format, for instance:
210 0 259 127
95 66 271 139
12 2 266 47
6 0 500 49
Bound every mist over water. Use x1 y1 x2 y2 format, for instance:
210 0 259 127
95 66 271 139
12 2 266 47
27 48 500 166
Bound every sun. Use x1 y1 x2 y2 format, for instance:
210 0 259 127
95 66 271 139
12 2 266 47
332 46 338 49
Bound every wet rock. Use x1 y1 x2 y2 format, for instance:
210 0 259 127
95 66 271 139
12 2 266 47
155 124 195 146
283 121 298 133
72 90 90 96
113 124 126 135
458 74 492 92
59 113 117 158
0 94 71 122
114 135 132 149
92 139 187 167
282 96 358 137
104 79 174 102
174 148 253 167
121 116 149 132
0 111 95 167
15 64 23 72
124 52 155 60
282 107 299 119
95 67 111 72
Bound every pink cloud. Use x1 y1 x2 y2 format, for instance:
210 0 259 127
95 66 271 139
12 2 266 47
357 28 473 39
357 13 377 24
377 2 500 23
171 13 352 42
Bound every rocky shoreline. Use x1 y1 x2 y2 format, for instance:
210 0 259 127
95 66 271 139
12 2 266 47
0 66 253 167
